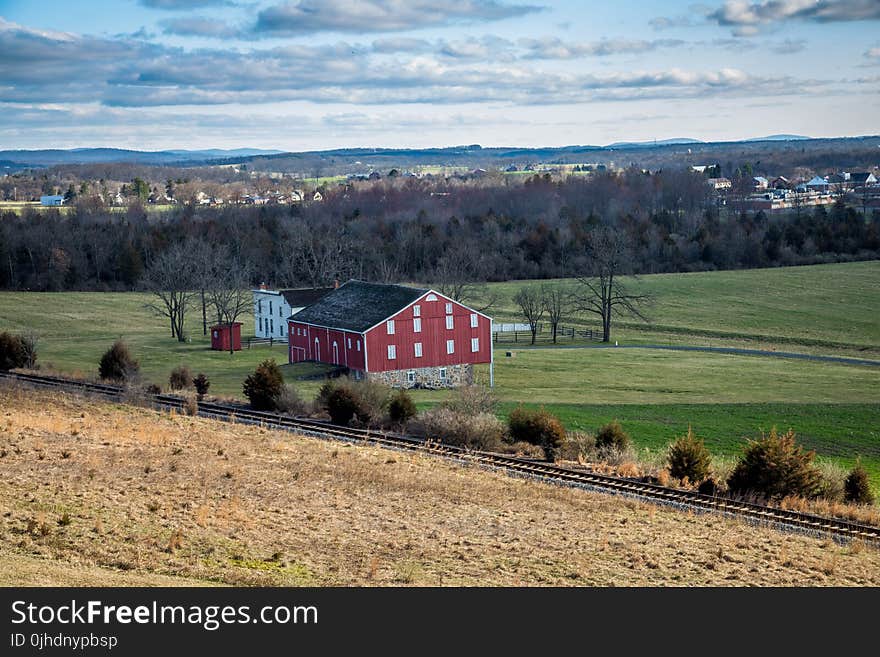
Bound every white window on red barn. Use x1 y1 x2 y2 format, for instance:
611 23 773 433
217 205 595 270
414 318 422 333
446 339 455 354
407 371 416 383
471 337 479 352
426 293 438 301
357 340 361 352
387 320 395 335
413 305 421 317
439 368 447 380
414 342 423 358
388 344 397 360
470 313 478 328
445 315 454 330
445 302 453 314
347 338 352 349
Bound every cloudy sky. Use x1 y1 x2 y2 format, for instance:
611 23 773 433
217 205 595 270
1 0 878 150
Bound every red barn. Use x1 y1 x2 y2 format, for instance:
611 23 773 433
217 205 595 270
210 322 242 351
287 280 493 388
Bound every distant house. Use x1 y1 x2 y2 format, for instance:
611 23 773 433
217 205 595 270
806 176 830 191
289 190 305 203
39 195 64 206
850 172 878 187
753 176 769 190
771 176 791 189
706 177 732 190
252 285 334 341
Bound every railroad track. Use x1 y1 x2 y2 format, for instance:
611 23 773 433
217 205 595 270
2 369 878 546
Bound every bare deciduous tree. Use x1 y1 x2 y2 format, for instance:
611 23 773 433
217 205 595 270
434 245 499 312
541 283 573 344
141 242 199 342
513 286 544 345
575 228 651 343
204 248 254 354
279 224 353 289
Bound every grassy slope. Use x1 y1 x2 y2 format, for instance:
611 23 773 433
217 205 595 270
0 261 877 485
484 261 880 353
3 390 879 587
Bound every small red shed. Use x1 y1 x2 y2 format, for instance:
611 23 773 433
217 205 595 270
210 323 242 351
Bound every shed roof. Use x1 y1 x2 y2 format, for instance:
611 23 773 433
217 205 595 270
288 280 428 332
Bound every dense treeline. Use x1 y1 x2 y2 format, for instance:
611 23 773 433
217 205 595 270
1 171 878 291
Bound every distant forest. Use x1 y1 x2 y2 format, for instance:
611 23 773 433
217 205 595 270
1 171 878 292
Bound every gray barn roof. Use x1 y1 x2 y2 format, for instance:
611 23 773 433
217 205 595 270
289 280 428 332
280 287 334 308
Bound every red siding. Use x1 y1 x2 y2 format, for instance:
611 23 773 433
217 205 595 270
210 323 241 351
288 320 365 370
365 292 491 372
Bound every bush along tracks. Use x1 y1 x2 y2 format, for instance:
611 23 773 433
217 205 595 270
1 369 878 546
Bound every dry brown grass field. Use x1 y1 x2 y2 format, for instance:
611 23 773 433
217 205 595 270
1 386 879 587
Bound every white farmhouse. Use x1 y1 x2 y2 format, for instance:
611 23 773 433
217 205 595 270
252 285 334 341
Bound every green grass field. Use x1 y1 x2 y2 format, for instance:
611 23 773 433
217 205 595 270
482 261 880 355
0 261 877 492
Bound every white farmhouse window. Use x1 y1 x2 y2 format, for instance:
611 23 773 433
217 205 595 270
259 318 263 331
270 318 274 333
413 318 422 333
446 340 455 354
445 302 453 314
387 320 395 335
279 306 282 317
445 315 454 330
388 344 397 360
413 305 421 317
269 300 273 314
470 313 478 328
258 300 262 313
471 337 480 352
414 342 423 358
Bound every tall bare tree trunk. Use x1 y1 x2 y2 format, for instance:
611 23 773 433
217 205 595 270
201 289 207 336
